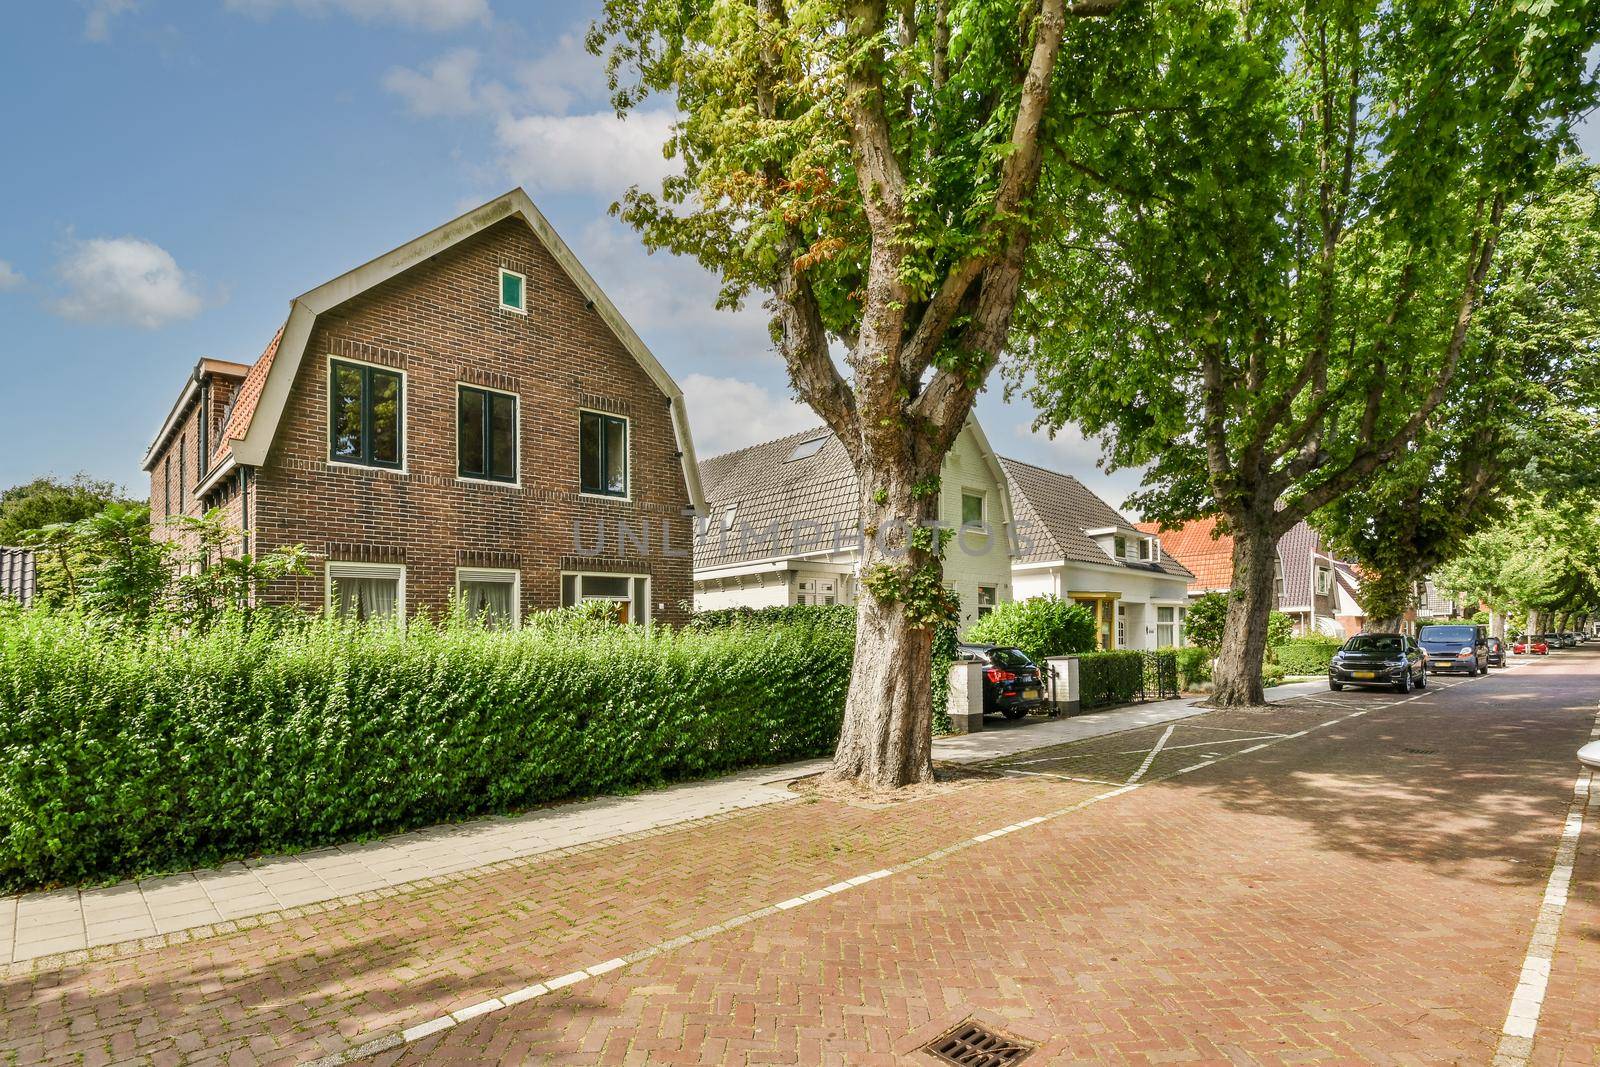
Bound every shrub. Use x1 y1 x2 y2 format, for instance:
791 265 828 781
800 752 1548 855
1141 650 1180 699
0 607 854 890
1175 646 1212 689
1274 635 1343 675
1261 662 1288 688
962 596 1095 660
1078 650 1147 709
1184 591 1229 649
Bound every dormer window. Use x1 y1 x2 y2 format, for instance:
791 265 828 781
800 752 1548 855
1115 534 1128 558
1138 538 1152 561
499 268 526 314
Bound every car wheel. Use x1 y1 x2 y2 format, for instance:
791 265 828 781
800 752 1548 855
1417 669 1427 689
1329 681 1344 692
1398 671 1412 694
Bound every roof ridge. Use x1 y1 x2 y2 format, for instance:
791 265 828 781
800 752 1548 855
698 424 832 466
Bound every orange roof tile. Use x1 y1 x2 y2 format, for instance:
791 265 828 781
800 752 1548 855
212 325 283 467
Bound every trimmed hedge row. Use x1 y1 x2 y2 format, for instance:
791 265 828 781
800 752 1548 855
1273 635 1344 675
0 608 854 890
1078 650 1148 709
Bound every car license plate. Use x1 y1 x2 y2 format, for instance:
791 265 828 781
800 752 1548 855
1024 687 1041 700
1352 671 1376 680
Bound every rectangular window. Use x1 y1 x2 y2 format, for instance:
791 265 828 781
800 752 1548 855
1139 538 1152 560
797 577 838 606
580 411 628 497
1315 566 1332 595
178 434 186 511
1157 605 1176 648
458 385 518 482
329 360 403 469
977 585 997 618
961 492 985 527
1114 535 1127 558
457 568 519 628
499 268 526 313
1116 603 1127 647
561 571 648 624
163 457 172 518
327 562 404 624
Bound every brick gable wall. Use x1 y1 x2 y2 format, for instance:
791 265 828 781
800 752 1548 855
248 217 694 623
149 372 247 562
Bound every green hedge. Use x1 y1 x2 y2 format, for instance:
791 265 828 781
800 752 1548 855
1175 647 1212 689
1273 635 1344 675
0 608 854 890
962 596 1095 660
691 603 957 732
1078 650 1147 709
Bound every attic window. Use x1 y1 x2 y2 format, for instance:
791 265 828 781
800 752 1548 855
499 268 526 314
721 504 738 531
787 436 828 461
1138 538 1152 561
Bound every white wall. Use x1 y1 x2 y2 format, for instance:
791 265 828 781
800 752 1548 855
1010 561 1191 650
693 570 791 612
940 425 1014 627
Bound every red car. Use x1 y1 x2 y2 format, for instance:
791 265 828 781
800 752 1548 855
1513 637 1549 655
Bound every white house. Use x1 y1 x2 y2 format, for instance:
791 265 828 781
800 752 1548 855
1000 457 1195 650
693 418 1016 627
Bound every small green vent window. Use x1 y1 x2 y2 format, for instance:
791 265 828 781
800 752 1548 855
499 268 525 313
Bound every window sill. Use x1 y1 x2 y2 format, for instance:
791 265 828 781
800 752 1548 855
457 476 521 490
326 460 408 476
578 491 632 504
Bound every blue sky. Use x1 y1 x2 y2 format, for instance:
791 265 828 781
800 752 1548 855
0 2 1595 513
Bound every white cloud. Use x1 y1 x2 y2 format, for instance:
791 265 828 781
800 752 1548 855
51 236 204 328
83 0 136 41
682 374 819 457
0 260 23 290
512 32 605 114
224 0 489 31
383 48 485 117
494 109 677 196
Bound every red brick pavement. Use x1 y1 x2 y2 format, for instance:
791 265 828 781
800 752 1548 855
3 653 1597 1066
399 656 1600 1065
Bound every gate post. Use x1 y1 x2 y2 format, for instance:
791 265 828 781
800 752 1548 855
1045 656 1080 717
946 660 984 735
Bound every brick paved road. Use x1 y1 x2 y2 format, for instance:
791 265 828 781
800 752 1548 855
3 652 1596 1065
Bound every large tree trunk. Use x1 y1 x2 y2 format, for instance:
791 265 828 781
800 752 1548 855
1209 523 1280 707
827 469 940 788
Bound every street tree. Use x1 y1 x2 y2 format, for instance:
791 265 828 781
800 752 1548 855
1313 163 1600 631
593 0 1135 786
0 474 126 546
1013 0 1599 704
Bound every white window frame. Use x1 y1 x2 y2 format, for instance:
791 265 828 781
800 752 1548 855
325 561 406 624
977 585 997 618
325 353 408 475
578 408 631 502
796 576 839 606
562 570 650 625
1116 602 1127 647
1315 566 1333 595
456 566 521 628
498 267 527 314
1156 605 1177 648
960 488 986 527
455 381 522 488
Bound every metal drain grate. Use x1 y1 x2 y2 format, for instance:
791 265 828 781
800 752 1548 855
923 1021 1035 1066
1403 747 1439 755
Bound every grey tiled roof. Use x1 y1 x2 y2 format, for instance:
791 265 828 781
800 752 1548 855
999 457 1193 579
0 547 34 606
695 427 860 569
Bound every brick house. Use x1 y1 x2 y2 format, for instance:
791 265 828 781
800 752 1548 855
141 190 704 625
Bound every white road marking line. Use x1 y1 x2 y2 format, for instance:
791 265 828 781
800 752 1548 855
1491 705 1600 1066
1126 725 1176 785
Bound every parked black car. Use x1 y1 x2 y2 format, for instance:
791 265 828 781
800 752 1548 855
1329 633 1429 692
1419 624 1490 676
1485 636 1507 667
958 644 1050 719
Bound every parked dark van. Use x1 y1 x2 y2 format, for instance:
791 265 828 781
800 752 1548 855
1418 624 1490 676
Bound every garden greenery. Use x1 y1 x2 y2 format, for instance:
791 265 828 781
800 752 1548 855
0 606 853 889
962 596 1095 661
